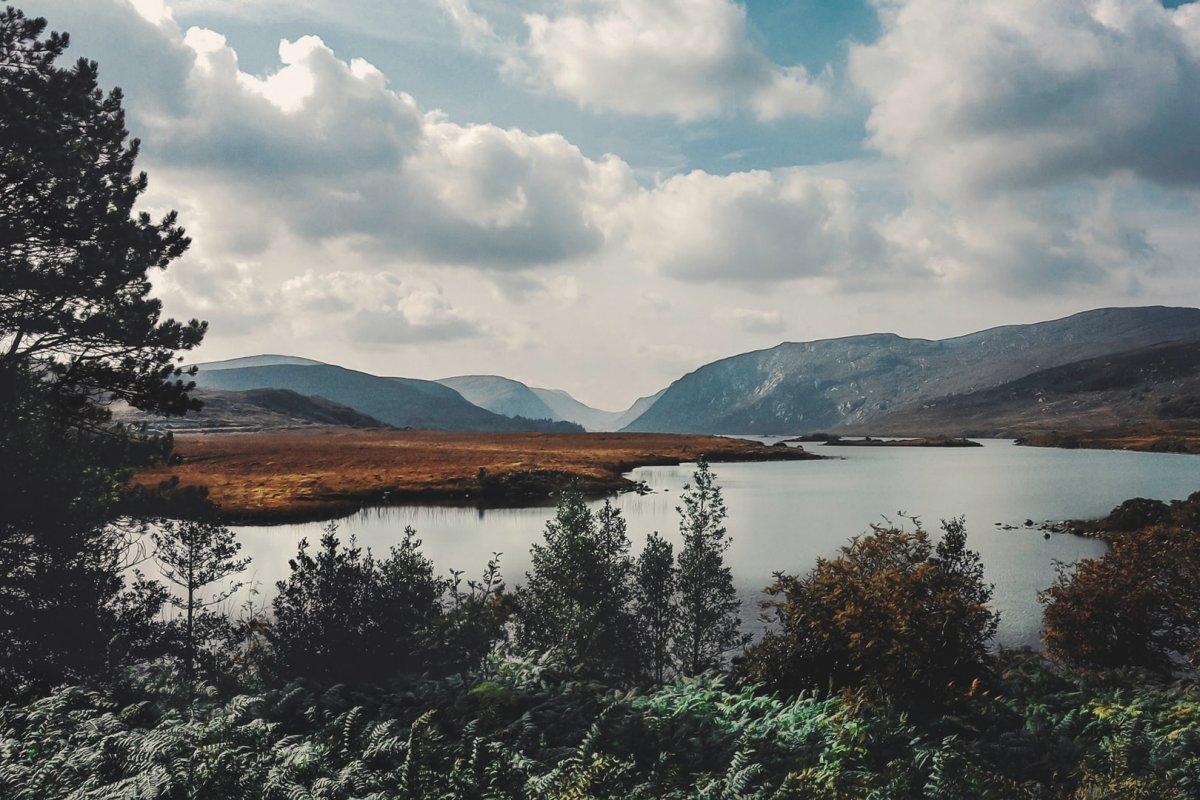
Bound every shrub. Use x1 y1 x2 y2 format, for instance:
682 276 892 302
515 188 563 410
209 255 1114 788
742 517 998 704
514 492 641 681
1042 524 1200 674
268 523 448 684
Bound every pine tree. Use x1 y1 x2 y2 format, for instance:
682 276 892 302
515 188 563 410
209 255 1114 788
634 532 678 684
152 518 250 683
674 458 747 675
0 8 205 414
0 8 204 691
515 491 640 681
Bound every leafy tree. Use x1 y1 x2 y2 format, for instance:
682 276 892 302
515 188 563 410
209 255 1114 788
0 8 204 692
633 532 678 684
0 7 204 414
514 492 641 681
673 458 747 675
442 552 512 673
1042 524 1200 674
0 366 171 693
268 524 448 684
152 517 250 684
743 518 998 704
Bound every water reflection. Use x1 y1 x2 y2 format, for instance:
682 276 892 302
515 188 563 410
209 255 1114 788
227 440 1198 648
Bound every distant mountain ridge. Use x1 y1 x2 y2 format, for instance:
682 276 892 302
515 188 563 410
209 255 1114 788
437 375 658 431
193 363 581 433
437 375 563 423
623 306 1200 434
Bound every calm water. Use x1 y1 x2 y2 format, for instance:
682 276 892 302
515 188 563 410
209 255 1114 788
226 439 1199 648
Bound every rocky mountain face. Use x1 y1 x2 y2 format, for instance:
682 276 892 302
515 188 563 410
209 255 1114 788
846 339 1200 437
624 307 1200 434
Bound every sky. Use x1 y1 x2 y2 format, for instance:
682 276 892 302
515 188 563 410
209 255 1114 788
21 0 1200 409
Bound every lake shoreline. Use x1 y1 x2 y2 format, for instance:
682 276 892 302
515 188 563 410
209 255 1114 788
128 428 822 524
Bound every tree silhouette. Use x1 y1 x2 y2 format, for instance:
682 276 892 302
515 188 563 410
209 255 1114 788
674 458 747 675
515 491 640 681
152 518 250 684
0 7 204 416
634 532 678 684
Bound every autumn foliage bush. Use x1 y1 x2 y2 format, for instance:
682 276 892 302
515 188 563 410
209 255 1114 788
741 518 998 704
1042 524 1200 674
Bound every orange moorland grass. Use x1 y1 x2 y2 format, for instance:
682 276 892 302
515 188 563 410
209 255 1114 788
130 428 819 522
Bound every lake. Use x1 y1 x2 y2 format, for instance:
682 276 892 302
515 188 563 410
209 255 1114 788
226 439 1199 648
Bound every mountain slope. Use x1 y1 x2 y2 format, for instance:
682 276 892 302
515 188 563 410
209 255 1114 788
193 354 323 370
437 375 562 422
847 339 1200 436
115 388 387 431
529 387 622 431
611 389 666 430
193 363 574 432
624 306 1200 434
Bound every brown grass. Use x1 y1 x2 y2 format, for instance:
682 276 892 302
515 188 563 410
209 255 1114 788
1016 422 1200 456
131 428 818 522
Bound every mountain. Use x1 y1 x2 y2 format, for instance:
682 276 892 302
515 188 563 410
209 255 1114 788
846 339 1200 437
437 375 562 422
436 375 662 431
624 306 1200 434
611 389 666 430
528 387 619 431
192 354 323 370
193 363 580 432
114 388 387 431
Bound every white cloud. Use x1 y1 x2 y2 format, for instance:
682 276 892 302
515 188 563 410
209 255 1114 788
465 0 828 122
850 0 1200 197
717 308 785 334
620 168 898 285
281 272 484 344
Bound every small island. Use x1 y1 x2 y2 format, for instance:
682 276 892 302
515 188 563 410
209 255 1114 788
783 434 983 448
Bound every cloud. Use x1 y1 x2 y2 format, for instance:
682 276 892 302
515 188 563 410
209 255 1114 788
281 272 484 344
449 0 828 122
620 168 899 286
850 0 1200 197
61 2 635 273
717 308 785 334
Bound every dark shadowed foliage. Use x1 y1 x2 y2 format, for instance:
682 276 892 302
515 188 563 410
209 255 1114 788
514 492 641 681
0 7 204 695
152 516 250 684
0 7 204 415
634 532 678 684
674 458 748 675
268 524 450 684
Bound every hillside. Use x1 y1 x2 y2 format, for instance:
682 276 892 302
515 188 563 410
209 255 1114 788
848 339 1200 437
435 375 662 431
113 388 387 431
191 354 323 370
193 363 579 433
625 306 1200 434
437 375 563 422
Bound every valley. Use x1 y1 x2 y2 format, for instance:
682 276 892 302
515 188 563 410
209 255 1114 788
156 306 1200 455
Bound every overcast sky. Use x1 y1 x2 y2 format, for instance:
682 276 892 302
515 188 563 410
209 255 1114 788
23 0 1200 408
